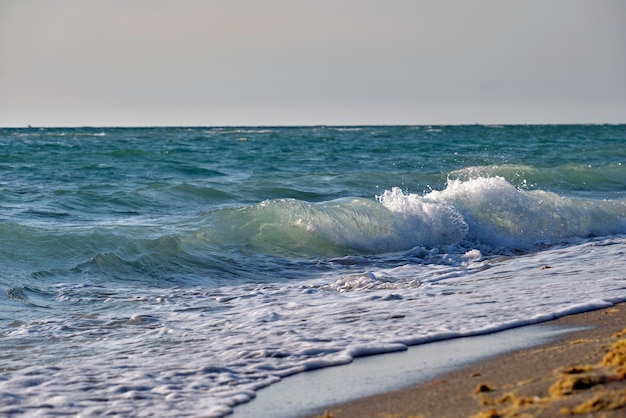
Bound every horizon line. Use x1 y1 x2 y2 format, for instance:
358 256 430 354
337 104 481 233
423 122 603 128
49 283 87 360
2 122 625 129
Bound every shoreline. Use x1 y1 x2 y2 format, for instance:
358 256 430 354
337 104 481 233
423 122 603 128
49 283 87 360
232 304 626 418
303 303 626 418
233 324 575 418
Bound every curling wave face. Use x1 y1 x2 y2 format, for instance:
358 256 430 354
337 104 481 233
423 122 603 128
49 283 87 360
2 177 624 292
206 176 626 256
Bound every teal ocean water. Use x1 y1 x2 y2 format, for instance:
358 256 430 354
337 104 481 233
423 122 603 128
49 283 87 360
1 125 625 416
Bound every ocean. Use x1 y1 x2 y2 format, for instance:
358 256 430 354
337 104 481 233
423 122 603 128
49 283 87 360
1 125 625 417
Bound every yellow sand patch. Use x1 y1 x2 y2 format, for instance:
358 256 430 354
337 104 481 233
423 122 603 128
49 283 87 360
562 389 626 415
569 338 594 345
601 339 626 367
549 373 607 397
471 332 626 417
612 328 626 339
562 364 595 374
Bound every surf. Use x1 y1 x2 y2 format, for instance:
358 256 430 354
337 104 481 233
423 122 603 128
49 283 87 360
205 176 626 256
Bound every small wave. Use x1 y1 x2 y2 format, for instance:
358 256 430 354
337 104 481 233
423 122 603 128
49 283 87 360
449 163 626 194
7 286 53 308
144 183 237 202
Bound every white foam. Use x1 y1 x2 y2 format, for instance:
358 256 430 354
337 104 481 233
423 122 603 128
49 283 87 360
2 236 626 417
381 177 626 249
377 187 468 247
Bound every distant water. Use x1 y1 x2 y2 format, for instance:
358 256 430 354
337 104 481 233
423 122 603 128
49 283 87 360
1 125 625 417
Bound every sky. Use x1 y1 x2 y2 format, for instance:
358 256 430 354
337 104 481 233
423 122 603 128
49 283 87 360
1 0 625 127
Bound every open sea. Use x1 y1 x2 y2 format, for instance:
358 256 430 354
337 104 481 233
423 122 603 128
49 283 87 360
1 125 625 417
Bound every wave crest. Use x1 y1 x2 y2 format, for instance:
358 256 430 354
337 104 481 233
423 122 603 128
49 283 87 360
424 176 626 248
211 177 625 256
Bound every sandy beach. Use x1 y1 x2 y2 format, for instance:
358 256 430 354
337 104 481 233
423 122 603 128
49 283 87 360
304 304 626 418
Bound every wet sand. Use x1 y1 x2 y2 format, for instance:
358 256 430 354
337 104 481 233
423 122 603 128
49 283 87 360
234 322 575 418
305 304 626 418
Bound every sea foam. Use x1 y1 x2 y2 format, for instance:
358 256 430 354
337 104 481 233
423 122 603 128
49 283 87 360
2 236 625 417
380 177 626 250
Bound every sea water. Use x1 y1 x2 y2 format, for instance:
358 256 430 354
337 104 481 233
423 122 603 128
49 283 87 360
0 125 625 417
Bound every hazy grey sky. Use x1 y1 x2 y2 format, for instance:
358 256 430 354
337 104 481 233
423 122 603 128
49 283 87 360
1 0 624 126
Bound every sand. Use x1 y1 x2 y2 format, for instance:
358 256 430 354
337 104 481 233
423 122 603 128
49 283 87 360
306 304 626 418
